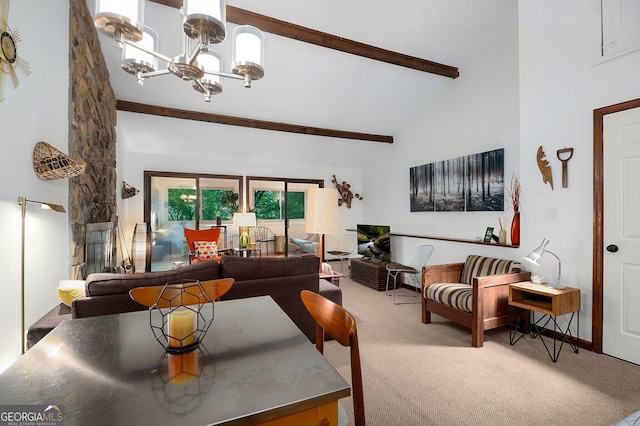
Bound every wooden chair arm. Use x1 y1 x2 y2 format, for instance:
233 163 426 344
422 262 465 288
473 271 531 289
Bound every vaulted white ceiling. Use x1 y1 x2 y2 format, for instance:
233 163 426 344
94 1 517 167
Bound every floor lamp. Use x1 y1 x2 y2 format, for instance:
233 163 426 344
305 188 339 272
19 197 66 354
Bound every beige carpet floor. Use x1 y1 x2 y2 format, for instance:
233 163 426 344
322 269 640 426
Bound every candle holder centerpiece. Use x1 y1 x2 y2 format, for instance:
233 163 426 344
129 278 234 354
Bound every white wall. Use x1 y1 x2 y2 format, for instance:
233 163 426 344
0 1 69 371
518 0 640 341
363 11 521 267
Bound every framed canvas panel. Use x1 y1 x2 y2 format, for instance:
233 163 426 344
410 148 505 213
464 148 505 212
410 162 435 212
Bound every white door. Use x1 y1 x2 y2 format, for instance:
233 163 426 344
603 106 640 364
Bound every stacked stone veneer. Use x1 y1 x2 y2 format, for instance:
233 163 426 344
68 0 118 279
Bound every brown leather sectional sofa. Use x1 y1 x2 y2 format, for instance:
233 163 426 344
27 255 341 349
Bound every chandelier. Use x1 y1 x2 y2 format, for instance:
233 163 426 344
94 0 265 102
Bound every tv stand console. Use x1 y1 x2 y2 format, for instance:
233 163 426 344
351 258 399 291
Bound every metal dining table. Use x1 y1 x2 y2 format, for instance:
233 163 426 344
0 296 350 425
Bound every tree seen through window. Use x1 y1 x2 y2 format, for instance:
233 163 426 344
168 188 238 222
253 190 305 220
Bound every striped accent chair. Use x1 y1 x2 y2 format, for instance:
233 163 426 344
421 255 531 347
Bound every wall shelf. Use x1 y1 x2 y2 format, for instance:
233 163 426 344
347 229 519 249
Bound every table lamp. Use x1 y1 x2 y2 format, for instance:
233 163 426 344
305 188 339 270
233 212 256 248
18 196 66 354
525 238 564 289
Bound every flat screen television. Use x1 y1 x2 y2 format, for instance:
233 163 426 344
356 224 391 263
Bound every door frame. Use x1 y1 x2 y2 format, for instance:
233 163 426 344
592 97 640 353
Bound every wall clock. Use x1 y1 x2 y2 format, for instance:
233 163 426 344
0 0 30 101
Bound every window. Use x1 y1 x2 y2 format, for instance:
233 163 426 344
144 172 243 272
253 190 305 220
600 0 640 59
247 176 323 257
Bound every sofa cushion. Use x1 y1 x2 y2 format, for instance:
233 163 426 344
425 283 473 312
460 255 520 285
220 254 319 281
319 279 342 306
85 260 222 297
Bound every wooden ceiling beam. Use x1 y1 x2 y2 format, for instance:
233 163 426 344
148 1 459 79
117 100 394 143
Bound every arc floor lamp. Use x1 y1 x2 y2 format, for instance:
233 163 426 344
18 197 66 353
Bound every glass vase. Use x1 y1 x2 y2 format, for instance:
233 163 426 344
510 213 521 246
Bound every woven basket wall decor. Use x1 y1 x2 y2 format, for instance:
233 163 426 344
32 141 86 180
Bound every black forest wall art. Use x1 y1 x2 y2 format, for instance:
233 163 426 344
410 148 504 212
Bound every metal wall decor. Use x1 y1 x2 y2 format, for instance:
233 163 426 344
410 148 504 212
0 0 31 101
556 147 574 188
332 174 363 208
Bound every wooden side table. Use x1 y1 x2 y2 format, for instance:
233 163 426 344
320 272 344 287
508 281 580 362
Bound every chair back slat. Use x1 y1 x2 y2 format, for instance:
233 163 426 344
409 245 435 271
129 278 235 308
337 234 357 253
301 290 366 426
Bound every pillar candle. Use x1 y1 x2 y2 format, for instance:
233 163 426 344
168 307 196 348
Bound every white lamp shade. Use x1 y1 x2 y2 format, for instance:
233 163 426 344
233 26 265 67
305 188 339 235
233 212 256 227
525 238 551 266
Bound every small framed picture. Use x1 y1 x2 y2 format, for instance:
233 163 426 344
484 227 494 243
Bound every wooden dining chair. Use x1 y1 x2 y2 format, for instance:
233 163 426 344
300 290 365 426
129 278 235 308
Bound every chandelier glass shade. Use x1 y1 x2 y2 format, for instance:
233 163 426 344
94 0 145 44
121 25 159 82
232 26 265 87
94 0 265 102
